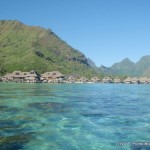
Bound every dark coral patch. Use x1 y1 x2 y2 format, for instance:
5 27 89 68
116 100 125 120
28 102 70 113
0 132 33 150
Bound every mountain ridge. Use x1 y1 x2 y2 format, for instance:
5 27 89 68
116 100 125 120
1 20 149 77
100 55 150 77
0 20 99 77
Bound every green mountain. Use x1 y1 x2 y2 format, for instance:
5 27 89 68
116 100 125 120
111 58 136 76
98 65 117 75
0 20 99 78
135 55 150 76
108 56 150 77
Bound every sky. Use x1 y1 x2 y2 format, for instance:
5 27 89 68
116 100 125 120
0 0 150 67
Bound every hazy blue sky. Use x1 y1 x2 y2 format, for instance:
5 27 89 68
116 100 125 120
0 0 150 66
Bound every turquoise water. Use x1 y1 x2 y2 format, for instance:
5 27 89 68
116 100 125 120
0 83 150 150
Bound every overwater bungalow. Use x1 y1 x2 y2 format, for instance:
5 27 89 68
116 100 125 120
114 77 121 84
66 76 77 83
1 70 150 85
1 70 40 83
124 77 132 84
41 71 65 83
78 77 89 83
9 71 26 82
131 77 139 84
148 78 150 84
139 77 148 84
1 73 12 82
25 70 40 83
102 76 112 83
40 72 50 82
91 77 101 83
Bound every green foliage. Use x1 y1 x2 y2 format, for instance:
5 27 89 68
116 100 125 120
0 20 99 78
110 58 135 76
135 56 150 77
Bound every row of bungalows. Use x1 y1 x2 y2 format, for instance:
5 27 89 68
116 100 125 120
66 76 121 83
124 77 150 84
66 76 101 83
1 71 150 84
1 70 40 83
0 73 121 84
1 71 65 83
75 76 150 84
102 77 122 83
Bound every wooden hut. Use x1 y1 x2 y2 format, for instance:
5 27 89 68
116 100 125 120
131 77 139 84
25 70 40 83
124 77 132 84
78 77 89 83
148 78 150 84
102 76 112 83
139 77 148 84
1 73 12 82
91 77 101 83
40 73 49 83
114 77 121 84
41 71 64 83
67 76 76 83
10 71 26 82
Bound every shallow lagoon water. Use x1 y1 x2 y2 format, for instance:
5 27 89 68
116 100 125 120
0 83 150 150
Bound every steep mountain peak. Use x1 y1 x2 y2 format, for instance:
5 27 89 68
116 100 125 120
111 58 135 67
122 58 132 62
110 57 135 76
0 20 97 77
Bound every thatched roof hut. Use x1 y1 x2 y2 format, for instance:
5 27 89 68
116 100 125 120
67 76 76 83
91 77 101 83
9 71 26 82
11 71 25 78
24 70 40 83
22 72 29 76
124 77 132 84
139 77 148 84
1 71 39 82
51 71 64 78
131 77 139 84
102 76 112 83
40 72 50 80
40 71 64 83
1 73 12 82
114 77 121 83
26 70 38 77
78 77 89 83
148 78 150 84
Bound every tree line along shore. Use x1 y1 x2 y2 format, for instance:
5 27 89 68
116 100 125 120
0 70 150 84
